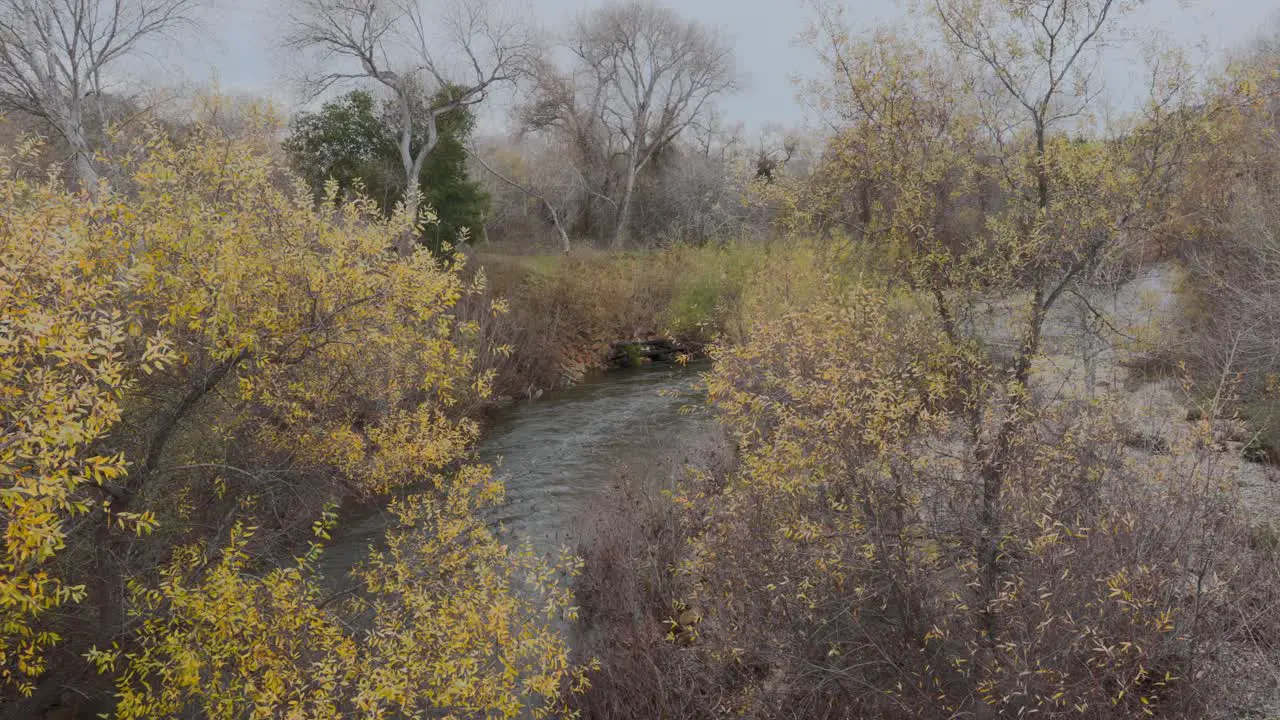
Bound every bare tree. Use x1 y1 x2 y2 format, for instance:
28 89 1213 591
0 0 197 192
467 140 572 253
525 2 736 248
630 115 750 245
286 0 535 219
933 0 1135 210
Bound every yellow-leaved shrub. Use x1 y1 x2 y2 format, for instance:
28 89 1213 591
0 118 584 717
98 477 585 719
0 138 174 695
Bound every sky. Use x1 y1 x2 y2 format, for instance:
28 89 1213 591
173 0 1279 135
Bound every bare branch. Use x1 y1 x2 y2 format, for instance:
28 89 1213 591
0 0 197 190
286 0 537 212
518 1 736 248
466 142 571 253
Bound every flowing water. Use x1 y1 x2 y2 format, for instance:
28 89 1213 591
321 361 711 579
480 361 710 552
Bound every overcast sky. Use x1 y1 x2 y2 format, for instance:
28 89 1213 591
177 0 1278 135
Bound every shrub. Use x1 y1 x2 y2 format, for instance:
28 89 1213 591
468 243 779 398
568 423 741 720
0 138 175 696
0 121 584 715
666 287 1274 719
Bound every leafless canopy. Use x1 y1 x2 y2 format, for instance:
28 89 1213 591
574 3 735 165
0 0 197 190
933 0 1132 137
521 1 737 247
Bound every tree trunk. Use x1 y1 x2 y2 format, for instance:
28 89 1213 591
398 93 417 190
552 207 571 254
974 286 1047 710
61 103 99 195
86 350 248 698
977 113 1053 648
612 164 638 250
72 149 99 194
1034 118 1049 211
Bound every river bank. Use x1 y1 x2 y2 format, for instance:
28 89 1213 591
312 241 762 595
461 243 824 402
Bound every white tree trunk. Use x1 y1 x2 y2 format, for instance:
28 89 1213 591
61 101 99 196
395 90 441 220
73 150 100 194
551 207 571 254
397 93 417 194
612 161 638 249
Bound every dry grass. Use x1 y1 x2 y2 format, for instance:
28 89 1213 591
460 244 773 400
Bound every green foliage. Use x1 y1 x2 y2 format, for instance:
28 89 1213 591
660 245 762 337
416 98 490 253
282 90 394 205
284 88 489 254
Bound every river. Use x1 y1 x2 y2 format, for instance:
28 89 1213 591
320 361 711 580
481 360 710 552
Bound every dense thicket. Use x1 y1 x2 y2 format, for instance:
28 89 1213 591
0 120 582 718
565 4 1280 720
2 1 1280 718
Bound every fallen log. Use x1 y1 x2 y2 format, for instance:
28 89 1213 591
608 337 695 367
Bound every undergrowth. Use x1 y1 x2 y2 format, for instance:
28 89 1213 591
462 239 869 399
